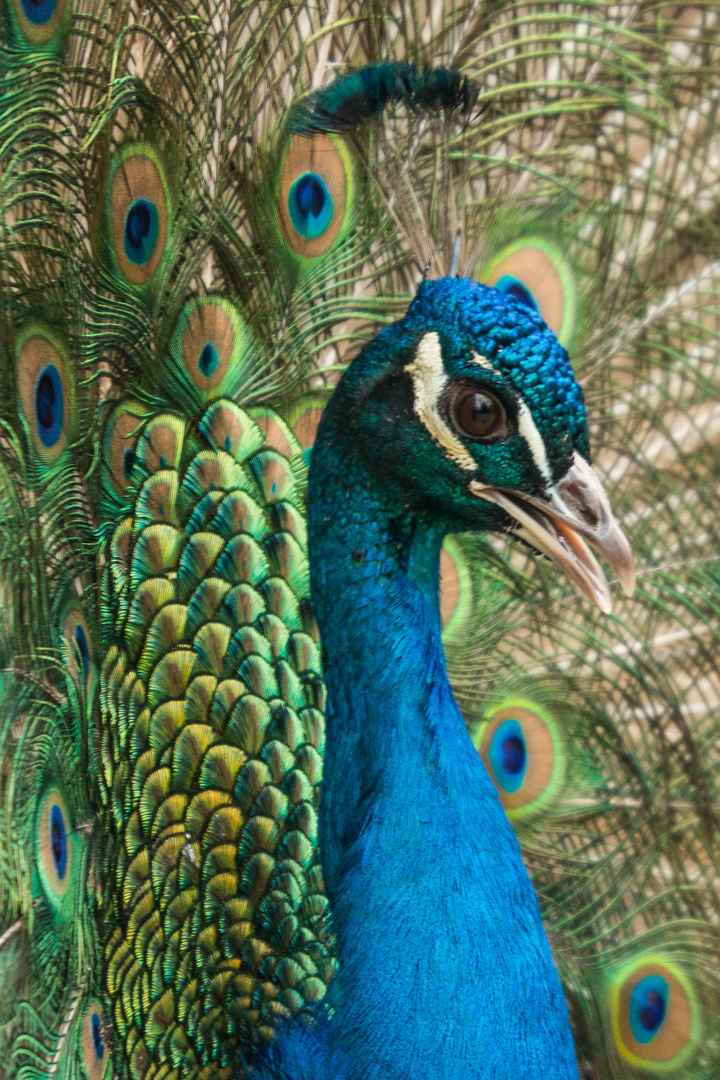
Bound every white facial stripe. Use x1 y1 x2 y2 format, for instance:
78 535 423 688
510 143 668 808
517 398 552 482
404 332 477 473
469 351 494 371
405 336 551 482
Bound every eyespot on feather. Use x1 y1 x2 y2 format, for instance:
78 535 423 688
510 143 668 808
37 788 73 903
284 393 329 466
182 300 235 392
10 0 69 47
16 329 73 465
102 402 144 494
136 414 184 475
107 147 171 286
439 537 472 640
168 296 253 403
609 957 699 1069
200 401 265 461
81 1000 109 1080
250 449 297 505
62 608 95 697
477 699 564 817
278 134 351 257
485 239 577 346
249 408 299 460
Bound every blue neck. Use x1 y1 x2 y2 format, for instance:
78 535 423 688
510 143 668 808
274 411 579 1080
310 471 466 895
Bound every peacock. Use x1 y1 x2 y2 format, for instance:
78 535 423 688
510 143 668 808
0 2 719 1079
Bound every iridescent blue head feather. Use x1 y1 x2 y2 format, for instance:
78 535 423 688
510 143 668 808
407 277 589 469
313 275 634 611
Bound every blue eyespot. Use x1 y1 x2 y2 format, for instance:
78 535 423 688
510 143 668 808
49 803 67 880
37 790 73 901
629 975 669 1044
91 1011 104 1060
494 274 539 313
122 447 135 479
198 342 219 378
82 1001 108 1079
35 365 64 448
124 199 159 266
488 718 527 793
288 173 334 239
73 625 90 678
20 0 58 23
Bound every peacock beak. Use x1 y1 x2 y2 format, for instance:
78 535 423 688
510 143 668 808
469 451 635 614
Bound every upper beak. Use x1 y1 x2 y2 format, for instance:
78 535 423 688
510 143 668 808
469 451 635 614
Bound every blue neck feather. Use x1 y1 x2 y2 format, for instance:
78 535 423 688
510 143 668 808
262 356 578 1079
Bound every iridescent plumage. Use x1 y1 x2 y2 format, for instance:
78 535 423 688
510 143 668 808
0 3 719 1079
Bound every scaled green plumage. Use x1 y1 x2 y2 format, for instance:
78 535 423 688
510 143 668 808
0 2 718 1079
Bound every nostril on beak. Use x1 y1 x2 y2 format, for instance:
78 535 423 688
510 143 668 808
558 479 601 529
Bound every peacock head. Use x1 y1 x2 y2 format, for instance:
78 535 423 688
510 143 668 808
326 275 635 612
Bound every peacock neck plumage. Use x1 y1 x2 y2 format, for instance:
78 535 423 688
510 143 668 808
283 376 580 1079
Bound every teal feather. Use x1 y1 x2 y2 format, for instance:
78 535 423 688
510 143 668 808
288 62 479 134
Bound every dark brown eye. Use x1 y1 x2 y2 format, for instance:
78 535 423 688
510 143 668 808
449 386 508 441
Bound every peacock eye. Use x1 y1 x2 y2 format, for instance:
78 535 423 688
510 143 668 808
447 383 508 442
35 364 64 447
124 198 159 266
82 1001 108 1080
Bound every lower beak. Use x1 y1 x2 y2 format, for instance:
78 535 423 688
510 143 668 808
469 452 635 614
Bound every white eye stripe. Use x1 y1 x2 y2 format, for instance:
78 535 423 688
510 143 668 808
469 351 494 371
404 334 552 482
404 332 477 472
517 398 552 482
